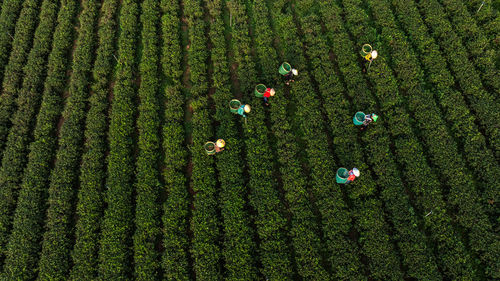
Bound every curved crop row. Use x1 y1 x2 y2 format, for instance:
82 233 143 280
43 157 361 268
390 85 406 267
439 0 499 94
0 0 59 265
133 0 162 279
36 0 98 279
0 0 41 151
159 0 190 279
356 0 499 278
304 0 444 279
251 0 329 279
462 0 500 82
341 0 479 278
0 0 24 84
226 0 293 279
96 0 139 279
390 0 499 229
184 0 221 279
416 0 500 161
205 0 258 279
325 0 476 279
0 0 77 279
296 0 438 279
268 1 364 279
69 0 119 279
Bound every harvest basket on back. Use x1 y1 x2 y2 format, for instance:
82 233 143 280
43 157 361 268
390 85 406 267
254 84 267 98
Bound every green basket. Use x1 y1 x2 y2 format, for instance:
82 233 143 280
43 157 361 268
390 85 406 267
336 168 349 184
279 62 292 75
204 142 216 155
353 112 366 126
255 84 267 98
229 99 241 113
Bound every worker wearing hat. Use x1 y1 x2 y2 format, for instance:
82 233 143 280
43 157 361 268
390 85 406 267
346 168 360 184
360 113 378 131
237 104 251 117
214 139 225 153
263 88 275 106
284 69 298 85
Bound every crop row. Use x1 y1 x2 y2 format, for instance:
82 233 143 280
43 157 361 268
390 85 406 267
205 0 259 279
415 0 500 161
312 0 449 279
69 0 119 279
184 0 221 279
463 0 500 57
227 0 294 279
36 0 98 279
385 0 500 278
339 0 478 278
0 0 24 84
269 1 365 279
132 0 162 279
0 0 59 265
296 0 437 279
439 0 499 94
0 0 41 151
334 0 476 279
96 0 139 279
252 0 329 279
357 0 500 278
341 0 478 278
1 0 77 279
390 0 499 231
159 0 190 279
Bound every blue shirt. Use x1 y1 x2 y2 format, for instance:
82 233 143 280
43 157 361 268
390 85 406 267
238 105 246 117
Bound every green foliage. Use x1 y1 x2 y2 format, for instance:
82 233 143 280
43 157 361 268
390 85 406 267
0 0 59 264
269 1 365 280
417 0 500 161
384 0 500 278
159 0 190 279
133 0 162 279
252 0 329 279
37 0 99 279
184 0 222 279
0 0 41 151
69 0 119 279
205 0 258 279
96 0 139 279
0 0 25 83
1 0 77 279
227 1 293 279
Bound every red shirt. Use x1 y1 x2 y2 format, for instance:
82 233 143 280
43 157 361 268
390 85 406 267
347 170 356 181
263 88 272 98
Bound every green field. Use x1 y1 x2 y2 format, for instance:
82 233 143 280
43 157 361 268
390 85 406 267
0 0 498 280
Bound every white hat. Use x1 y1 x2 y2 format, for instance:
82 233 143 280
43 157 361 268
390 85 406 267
270 88 276 96
244 104 251 113
352 168 360 177
292 69 298 76
371 50 378 59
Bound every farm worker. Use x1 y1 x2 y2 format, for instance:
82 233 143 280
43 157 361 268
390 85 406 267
263 88 275 106
346 168 360 184
284 69 298 85
237 104 251 117
215 139 225 153
364 50 378 62
360 113 378 131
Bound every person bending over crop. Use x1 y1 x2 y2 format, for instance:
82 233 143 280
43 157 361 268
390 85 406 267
360 113 378 131
284 69 298 85
346 168 360 184
263 88 275 106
